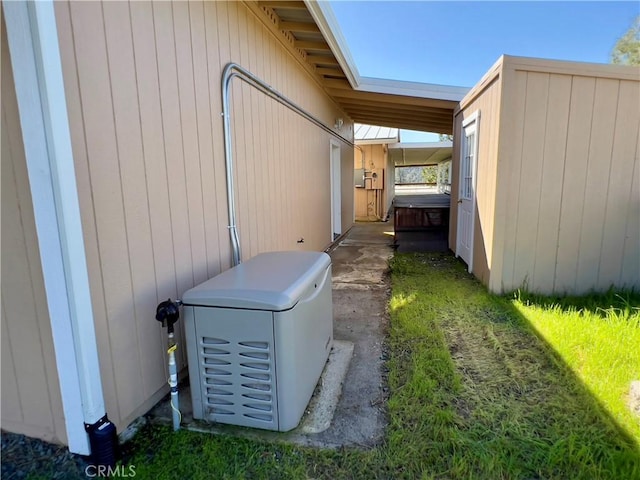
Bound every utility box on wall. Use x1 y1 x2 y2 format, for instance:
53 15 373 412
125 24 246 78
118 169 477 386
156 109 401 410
365 168 384 190
182 251 333 432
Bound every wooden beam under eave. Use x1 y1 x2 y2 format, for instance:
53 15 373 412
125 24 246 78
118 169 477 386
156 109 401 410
347 106 452 124
295 40 331 51
350 114 453 134
337 100 452 118
279 21 320 33
326 87 458 110
325 78 458 109
339 104 452 123
316 67 346 78
243 2 328 89
334 96 454 115
259 1 307 9
307 55 340 66
349 110 453 129
352 116 450 132
322 78 352 90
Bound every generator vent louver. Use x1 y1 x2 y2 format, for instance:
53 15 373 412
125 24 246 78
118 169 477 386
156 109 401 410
183 251 333 431
200 336 275 423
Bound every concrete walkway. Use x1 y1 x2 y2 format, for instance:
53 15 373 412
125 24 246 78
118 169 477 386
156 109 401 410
318 221 395 447
144 221 394 449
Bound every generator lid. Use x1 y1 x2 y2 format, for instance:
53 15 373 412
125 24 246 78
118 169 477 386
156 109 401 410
181 251 331 311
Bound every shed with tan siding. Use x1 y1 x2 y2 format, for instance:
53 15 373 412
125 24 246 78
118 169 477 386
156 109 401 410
450 55 640 295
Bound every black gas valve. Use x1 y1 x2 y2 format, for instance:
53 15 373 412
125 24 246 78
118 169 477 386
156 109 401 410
155 299 180 334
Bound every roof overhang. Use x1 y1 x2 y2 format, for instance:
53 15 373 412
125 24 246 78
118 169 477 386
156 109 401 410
388 141 453 166
255 1 469 134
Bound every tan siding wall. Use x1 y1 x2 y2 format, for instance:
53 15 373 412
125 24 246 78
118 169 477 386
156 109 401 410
1 18 67 444
354 144 388 221
450 72 503 285
494 58 639 293
54 0 352 430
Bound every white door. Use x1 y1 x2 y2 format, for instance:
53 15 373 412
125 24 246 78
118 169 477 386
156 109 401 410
456 112 480 271
330 141 342 241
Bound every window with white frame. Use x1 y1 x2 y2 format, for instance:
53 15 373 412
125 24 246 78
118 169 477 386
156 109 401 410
460 117 478 200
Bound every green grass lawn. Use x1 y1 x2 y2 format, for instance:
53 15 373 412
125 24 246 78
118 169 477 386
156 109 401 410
116 252 639 479
384 254 639 479
512 290 640 445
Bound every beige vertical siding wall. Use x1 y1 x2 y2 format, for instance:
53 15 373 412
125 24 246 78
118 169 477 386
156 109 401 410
450 60 504 285
54 0 352 431
1 17 67 444
492 57 639 294
354 144 389 221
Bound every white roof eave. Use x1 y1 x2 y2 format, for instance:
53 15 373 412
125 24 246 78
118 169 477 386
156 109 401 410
304 0 361 87
304 1 470 102
357 76 469 102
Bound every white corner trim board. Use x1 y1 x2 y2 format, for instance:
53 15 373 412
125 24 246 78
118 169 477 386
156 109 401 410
3 0 106 455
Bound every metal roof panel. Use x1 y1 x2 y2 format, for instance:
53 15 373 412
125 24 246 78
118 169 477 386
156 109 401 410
354 123 399 142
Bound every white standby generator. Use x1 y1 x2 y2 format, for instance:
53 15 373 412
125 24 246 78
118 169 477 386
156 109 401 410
182 251 333 431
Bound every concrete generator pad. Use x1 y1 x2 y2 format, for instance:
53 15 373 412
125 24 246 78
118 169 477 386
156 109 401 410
300 340 354 434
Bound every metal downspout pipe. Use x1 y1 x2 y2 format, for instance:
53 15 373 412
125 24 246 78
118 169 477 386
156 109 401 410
221 63 354 266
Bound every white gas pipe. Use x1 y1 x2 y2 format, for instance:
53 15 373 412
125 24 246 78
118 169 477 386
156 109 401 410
155 299 182 431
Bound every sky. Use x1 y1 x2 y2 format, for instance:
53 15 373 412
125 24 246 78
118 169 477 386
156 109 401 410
328 1 639 141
